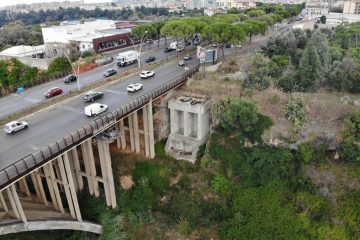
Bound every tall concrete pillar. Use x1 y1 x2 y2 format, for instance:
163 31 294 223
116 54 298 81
18 178 30 197
10 185 27 224
67 151 79 192
170 109 178 134
30 172 42 203
183 111 191 137
148 100 155 158
81 140 99 196
43 165 59 211
132 111 140 153
143 105 150 157
119 119 126 150
46 163 64 214
71 147 83 191
34 170 48 206
0 191 8 213
97 140 117 208
128 115 135 152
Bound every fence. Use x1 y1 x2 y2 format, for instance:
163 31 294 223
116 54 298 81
0 63 200 190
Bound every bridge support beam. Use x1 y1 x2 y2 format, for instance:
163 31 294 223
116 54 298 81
148 100 155 158
97 140 117 209
132 111 140 153
119 119 126 150
81 140 99 196
128 115 135 152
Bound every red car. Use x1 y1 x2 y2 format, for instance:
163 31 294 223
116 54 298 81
44 87 63 98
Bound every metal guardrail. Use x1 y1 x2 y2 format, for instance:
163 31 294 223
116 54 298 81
0 63 200 190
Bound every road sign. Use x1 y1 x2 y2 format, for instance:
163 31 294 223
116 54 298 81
197 46 206 61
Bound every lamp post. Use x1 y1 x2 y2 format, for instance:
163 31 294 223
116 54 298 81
130 30 149 69
64 49 84 91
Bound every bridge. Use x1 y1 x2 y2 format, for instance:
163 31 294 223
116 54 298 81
0 61 200 235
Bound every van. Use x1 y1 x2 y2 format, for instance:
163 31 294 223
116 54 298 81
84 103 108 117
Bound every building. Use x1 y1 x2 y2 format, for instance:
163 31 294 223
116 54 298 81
187 0 212 9
324 12 360 25
204 7 225 16
235 1 256 10
343 1 360 14
216 0 237 9
305 0 328 19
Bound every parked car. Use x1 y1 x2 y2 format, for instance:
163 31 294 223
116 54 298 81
103 68 117 77
4 121 29 134
83 91 104 102
225 43 231 48
184 54 192 60
140 70 155 79
63 74 77 83
164 47 173 53
84 103 108 117
145 56 156 63
127 83 143 92
44 87 63 98
176 47 184 52
236 44 242 49
146 39 153 44
179 60 185 66
185 41 191 46
212 43 217 48
194 38 201 45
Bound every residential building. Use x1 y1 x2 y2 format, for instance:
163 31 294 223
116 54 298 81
235 1 256 10
304 0 328 19
216 0 237 9
204 7 225 16
325 12 360 24
343 1 360 14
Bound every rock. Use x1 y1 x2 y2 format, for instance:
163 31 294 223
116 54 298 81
120 175 135 190
340 95 351 105
354 99 360 107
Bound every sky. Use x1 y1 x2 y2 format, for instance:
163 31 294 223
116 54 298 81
0 0 112 8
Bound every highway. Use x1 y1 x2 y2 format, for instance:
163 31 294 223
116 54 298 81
0 40 181 119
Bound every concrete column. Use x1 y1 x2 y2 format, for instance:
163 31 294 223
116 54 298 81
119 119 126 150
19 178 31 197
81 140 99 196
10 184 27 224
72 148 83 191
47 163 64 214
128 115 135 152
6 187 19 219
35 170 48 206
97 140 111 207
183 112 191 137
0 191 8 212
99 140 117 208
148 100 155 158
67 151 79 192
143 105 150 157
63 153 82 222
30 172 42 203
170 109 178 134
133 111 140 153
43 165 59 210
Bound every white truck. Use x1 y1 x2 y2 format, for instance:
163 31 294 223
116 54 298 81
169 41 179 50
116 50 139 67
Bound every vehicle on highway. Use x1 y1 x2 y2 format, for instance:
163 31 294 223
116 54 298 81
84 103 108 117
63 74 77 83
179 60 185 66
184 54 192 60
176 47 184 52
145 56 156 63
116 50 138 67
185 41 191 46
127 83 143 92
103 68 117 77
225 43 231 48
212 43 217 48
146 39 153 44
164 47 173 53
83 91 104 102
194 38 201 46
44 87 63 98
140 70 155 79
4 121 28 134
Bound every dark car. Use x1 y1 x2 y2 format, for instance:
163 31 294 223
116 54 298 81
44 87 63 98
164 47 172 53
103 68 117 77
83 91 104 102
225 43 231 48
63 74 77 83
145 56 156 63
185 41 191 46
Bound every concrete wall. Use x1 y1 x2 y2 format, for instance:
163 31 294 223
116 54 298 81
0 55 55 70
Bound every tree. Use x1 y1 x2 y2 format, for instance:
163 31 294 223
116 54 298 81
296 43 320 92
151 21 165 47
161 20 196 51
47 57 72 73
241 20 266 43
247 9 266 18
203 23 245 58
311 30 331 86
131 24 157 46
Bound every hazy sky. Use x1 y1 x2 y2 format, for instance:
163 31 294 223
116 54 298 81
0 0 112 8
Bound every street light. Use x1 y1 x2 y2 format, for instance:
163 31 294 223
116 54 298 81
64 49 83 91
130 30 149 69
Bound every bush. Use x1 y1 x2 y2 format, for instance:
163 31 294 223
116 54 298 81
338 190 360 237
196 143 206 162
342 111 360 141
47 57 72 74
339 139 360 163
211 174 231 195
277 75 296 92
284 94 307 137
78 191 108 222
295 192 330 221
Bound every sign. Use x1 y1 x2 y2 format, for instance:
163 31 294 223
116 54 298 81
197 46 206 61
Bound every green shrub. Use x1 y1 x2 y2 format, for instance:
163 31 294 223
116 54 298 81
47 57 72 74
196 143 206 161
267 93 280 104
298 142 313 164
338 190 360 237
342 111 360 141
211 174 231 194
284 94 307 137
295 192 330 221
155 139 167 159
78 191 108 222
339 139 360 163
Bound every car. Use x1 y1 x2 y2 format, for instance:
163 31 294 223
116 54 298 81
176 47 184 52
140 70 155 79
212 43 217 48
225 43 231 48
164 47 173 53
4 121 28 134
84 103 108 117
185 41 191 46
83 91 104 102
236 44 242 49
64 74 77 83
145 56 156 63
103 68 117 77
179 60 185 66
127 83 143 92
146 39 153 44
194 38 201 45
44 87 63 98
184 54 192 60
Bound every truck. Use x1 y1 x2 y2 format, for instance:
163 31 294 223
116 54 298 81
169 41 179 50
116 50 139 67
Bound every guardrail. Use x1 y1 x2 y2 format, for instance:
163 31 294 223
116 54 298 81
0 63 200 190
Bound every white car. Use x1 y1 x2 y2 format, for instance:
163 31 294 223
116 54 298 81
4 121 29 134
84 103 108 117
179 60 185 66
127 83 143 92
176 47 184 52
140 71 155 79
184 54 192 60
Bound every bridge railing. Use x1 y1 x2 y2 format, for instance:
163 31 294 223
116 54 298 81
0 63 200 190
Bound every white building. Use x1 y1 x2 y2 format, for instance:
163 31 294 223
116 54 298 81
325 12 360 24
42 20 116 44
216 0 237 9
305 0 328 19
